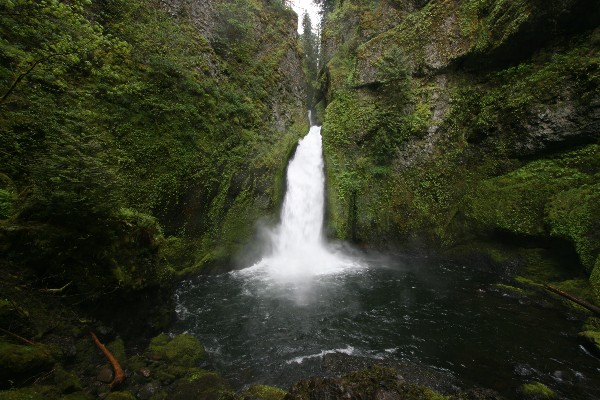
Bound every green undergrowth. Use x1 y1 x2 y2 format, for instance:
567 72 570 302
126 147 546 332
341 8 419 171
0 0 305 311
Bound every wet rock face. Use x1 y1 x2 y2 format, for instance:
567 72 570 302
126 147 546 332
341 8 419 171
285 364 504 400
353 0 600 83
158 0 305 134
159 0 215 39
318 0 600 273
514 93 600 157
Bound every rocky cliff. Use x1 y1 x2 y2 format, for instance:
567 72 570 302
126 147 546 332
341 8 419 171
0 0 305 345
317 0 600 301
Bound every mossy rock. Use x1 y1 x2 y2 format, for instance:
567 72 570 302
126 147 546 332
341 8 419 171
104 392 136 400
60 393 92 400
519 382 556 399
0 341 55 385
495 283 527 296
590 256 600 305
60 393 93 400
547 183 600 271
241 384 287 400
107 338 126 364
583 317 600 331
0 386 59 400
551 279 594 304
466 160 589 237
170 369 236 400
54 365 82 394
148 333 206 367
287 365 449 399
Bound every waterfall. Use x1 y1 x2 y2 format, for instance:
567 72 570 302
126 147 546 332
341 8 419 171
238 123 360 283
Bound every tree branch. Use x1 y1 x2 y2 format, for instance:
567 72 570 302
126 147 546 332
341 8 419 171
90 332 125 389
544 284 600 316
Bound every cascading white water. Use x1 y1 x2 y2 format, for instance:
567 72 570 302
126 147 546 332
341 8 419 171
239 123 360 283
275 125 325 256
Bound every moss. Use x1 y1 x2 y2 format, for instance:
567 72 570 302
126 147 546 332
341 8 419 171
520 382 556 399
106 338 126 365
185 369 219 382
591 256 600 305
547 183 600 271
170 368 235 400
551 279 594 304
288 365 448 400
465 160 589 237
54 365 82 394
0 386 60 400
148 333 206 367
60 393 93 400
514 276 544 288
0 189 14 220
495 284 526 295
579 331 600 353
242 384 287 400
104 392 136 400
0 341 55 384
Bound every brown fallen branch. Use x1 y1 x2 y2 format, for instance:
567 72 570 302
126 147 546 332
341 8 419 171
39 281 72 294
0 326 36 346
90 332 125 389
544 284 600 316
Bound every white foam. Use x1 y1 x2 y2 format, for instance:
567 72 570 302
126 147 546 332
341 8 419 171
286 345 355 364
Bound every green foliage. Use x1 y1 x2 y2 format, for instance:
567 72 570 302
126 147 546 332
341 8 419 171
376 47 411 101
214 0 256 57
448 30 600 148
0 340 55 384
301 12 319 107
0 0 305 289
466 160 589 236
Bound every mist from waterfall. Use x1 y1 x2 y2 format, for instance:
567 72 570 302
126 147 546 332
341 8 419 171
237 124 361 284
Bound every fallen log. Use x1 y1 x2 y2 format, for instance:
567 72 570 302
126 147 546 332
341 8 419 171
90 332 125 389
543 284 600 316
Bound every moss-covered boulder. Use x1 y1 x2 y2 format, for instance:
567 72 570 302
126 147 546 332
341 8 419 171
547 182 600 271
53 365 82 394
60 392 93 400
147 333 206 367
465 157 590 237
104 392 136 400
0 341 55 387
0 386 59 400
242 384 286 400
170 369 236 400
287 365 449 400
519 382 556 399
591 257 600 304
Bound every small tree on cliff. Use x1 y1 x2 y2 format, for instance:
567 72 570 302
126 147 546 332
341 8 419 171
301 12 319 107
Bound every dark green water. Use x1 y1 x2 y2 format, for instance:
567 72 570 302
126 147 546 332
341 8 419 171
174 255 600 399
